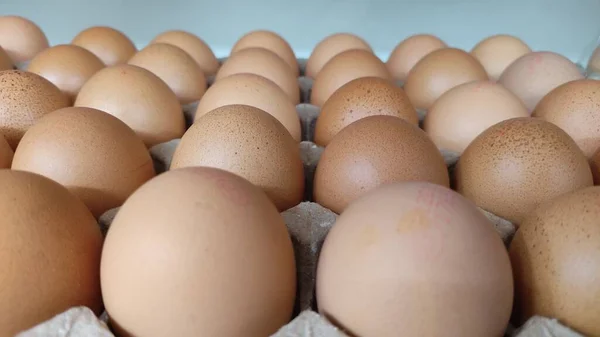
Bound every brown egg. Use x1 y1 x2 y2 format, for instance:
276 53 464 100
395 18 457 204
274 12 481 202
151 30 219 76
314 115 449 214
194 73 300 141
317 181 513 337
12 107 155 218
231 30 298 77
215 48 300 104
0 133 13 168
0 170 103 336
101 167 296 337
306 33 372 79
498 51 584 112
74 64 185 147
0 16 48 64
386 34 447 83
510 186 600 336
128 43 207 105
588 46 600 74
455 117 593 224
72 26 137 66
590 147 600 184
0 70 69 149
311 49 391 107
0 46 13 71
314 76 418 146
171 105 304 211
423 80 529 155
533 79 600 157
27 44 105 103
471 34 532 81
404 47 488 111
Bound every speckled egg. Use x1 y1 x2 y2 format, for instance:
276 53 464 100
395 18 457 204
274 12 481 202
386 34 446 83
305 33 373 79
0 16 48 64
0 133 13 168
71 26 137 66
231 30 298 77
150 30 220 76
471 34 531 81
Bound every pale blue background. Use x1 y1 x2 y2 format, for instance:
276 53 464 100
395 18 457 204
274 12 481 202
1 0 599 63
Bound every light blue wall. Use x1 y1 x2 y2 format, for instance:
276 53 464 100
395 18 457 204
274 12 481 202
2 0 600 63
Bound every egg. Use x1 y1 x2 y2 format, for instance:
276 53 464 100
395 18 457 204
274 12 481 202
171 104 304 211
128 43 207 105
306 33 372 79
0 70 69 149
316 181 513 337
0 133 13 168
386 34 447 83
74 64 185 147
0 15 48 64
311 49 391 107
404 47 488 111
314 76 418 146
151 30 219 76
194 73 301 141
215 47 300 104
471 34 532 81
12 107 155 218
231 30 299 77
590 147 600 184
0 170 103 336
455 117 593 224
0 46 14 71
423 80 529 155
71 26 137 66
498 51 584 112
101 167 296 337
510 186 600 336
26 44 105 103
314 115 449 214
588 46 600 74
532 79 600 157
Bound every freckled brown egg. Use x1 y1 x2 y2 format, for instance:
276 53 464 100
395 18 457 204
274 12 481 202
404 47 488 111
74 64 184 147
314 115 449 214
151 30 219 76
72 26 137 66
0 70 69 149
314 76 418 146
0 15 48 64
311 49 391 107
498 51 584 112
215 47 300 104
231 30 298 77
27 44 105 103
194 73 300 141
455 117 593 225
0 133 13 168
0 46 14 71
471 34 531 81
386 34 447 83
306 33 373 79
423 80 529 155
171 104 304 211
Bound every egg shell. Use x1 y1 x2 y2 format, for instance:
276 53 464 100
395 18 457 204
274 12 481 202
306 33 372 79
12 107 155 218
404 47 488 111
74 64 185 147
311 49 391 107
0 46 13 71
215 47 300 104
316 181 513 337
171 104 304 211
194 73 301 141
151 30 219 76
0 133 12 168
455 117 593 224
314 76 418 146
0 170 103 337
0 70 70 149
498 51 584 112
509 186 600 336
27 44 105 103
314 115 449 214
0 16 48 63
423 80 529 155
128 43 207 105
386 34 447 83
590 147 600 184
471 34 532 81
101 167 296 337
231 30 299 77
532 79 600 157
71 26 137 66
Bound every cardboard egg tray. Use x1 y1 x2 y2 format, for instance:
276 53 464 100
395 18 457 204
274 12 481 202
17 59 588 337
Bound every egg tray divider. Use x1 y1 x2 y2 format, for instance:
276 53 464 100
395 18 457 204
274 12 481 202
17 58 587 337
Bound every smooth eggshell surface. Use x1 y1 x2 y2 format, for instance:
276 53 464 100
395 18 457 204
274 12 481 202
0 134 12 168
471 34 531 80
386 34 447 83
71 26 137 66
0 15 49 63
305 33 372 79
231 30 298 77
151 30 219 76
